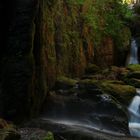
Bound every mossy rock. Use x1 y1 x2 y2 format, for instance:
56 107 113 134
78 79 100 89
0 129 20 140
127 64 140 71
55 76 78 90
126 71 140 79
124 78 140 88
99 80 136 105
85 64 100 74
110 66 129 77
42 131 54 140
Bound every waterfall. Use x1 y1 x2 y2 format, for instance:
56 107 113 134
128 39 139 65
128 89 140 137
127 39 140 137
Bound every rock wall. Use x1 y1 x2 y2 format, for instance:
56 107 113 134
0 0 131 121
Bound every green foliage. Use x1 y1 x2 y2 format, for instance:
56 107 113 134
127 64 140 71
42 131 54 140
68 0 85 5
68 0 132 47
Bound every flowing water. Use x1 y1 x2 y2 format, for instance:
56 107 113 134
128 39 140 137
128 89 140 137
127 39 139 65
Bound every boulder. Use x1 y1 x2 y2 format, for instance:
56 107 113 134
55 76 78 90
126 71 140 79
98 80 136 105
85 64 100 75
127 64 140 71
124 78 140 88
78 79 135 105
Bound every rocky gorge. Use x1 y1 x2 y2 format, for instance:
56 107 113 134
0 0 140 140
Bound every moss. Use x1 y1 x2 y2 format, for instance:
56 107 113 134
99 81 136 105
55 76 78 90
126 71 140 79
42 131 54 140
124 78 140 88
79 79 100 87
127 64 140 71
85 63 100 74
57 76 78 85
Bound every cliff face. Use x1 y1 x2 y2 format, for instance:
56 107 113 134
0 0 40 120
0 0 131 120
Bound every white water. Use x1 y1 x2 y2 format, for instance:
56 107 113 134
128 89 140 137
127 38 140 137
41 118 125 136
128 39 139 65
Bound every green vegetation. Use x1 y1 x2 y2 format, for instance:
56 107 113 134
43 131 54 140
127 64 140 71
99 80 136 105
68 0 132 47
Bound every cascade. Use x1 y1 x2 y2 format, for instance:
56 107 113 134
127 39 139 65
128 89 140 137
128 39 140 137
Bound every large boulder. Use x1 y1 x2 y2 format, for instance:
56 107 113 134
99 80 136 105
78 79 136 105
127 64 140 71
124 78 140 88
85 64 100 75
55 76 78 90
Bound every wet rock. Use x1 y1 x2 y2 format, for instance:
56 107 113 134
42 87 130 135
127 64 140 71
55 76 78 90
99 80 136 105
124 78 140 88
78 79 101 93
78 79 135 105
85 64 100 75
19 128 51 140
20 118 139 140
127 71 140 79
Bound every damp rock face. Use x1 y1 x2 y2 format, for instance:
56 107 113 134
0 0 132 121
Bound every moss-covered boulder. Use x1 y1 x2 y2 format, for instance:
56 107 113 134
126 71 140 79
55 76 78 90
99 80 136 105
85 64 100 75
124 78 140 88
127 64 140 71
78 79 136 105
